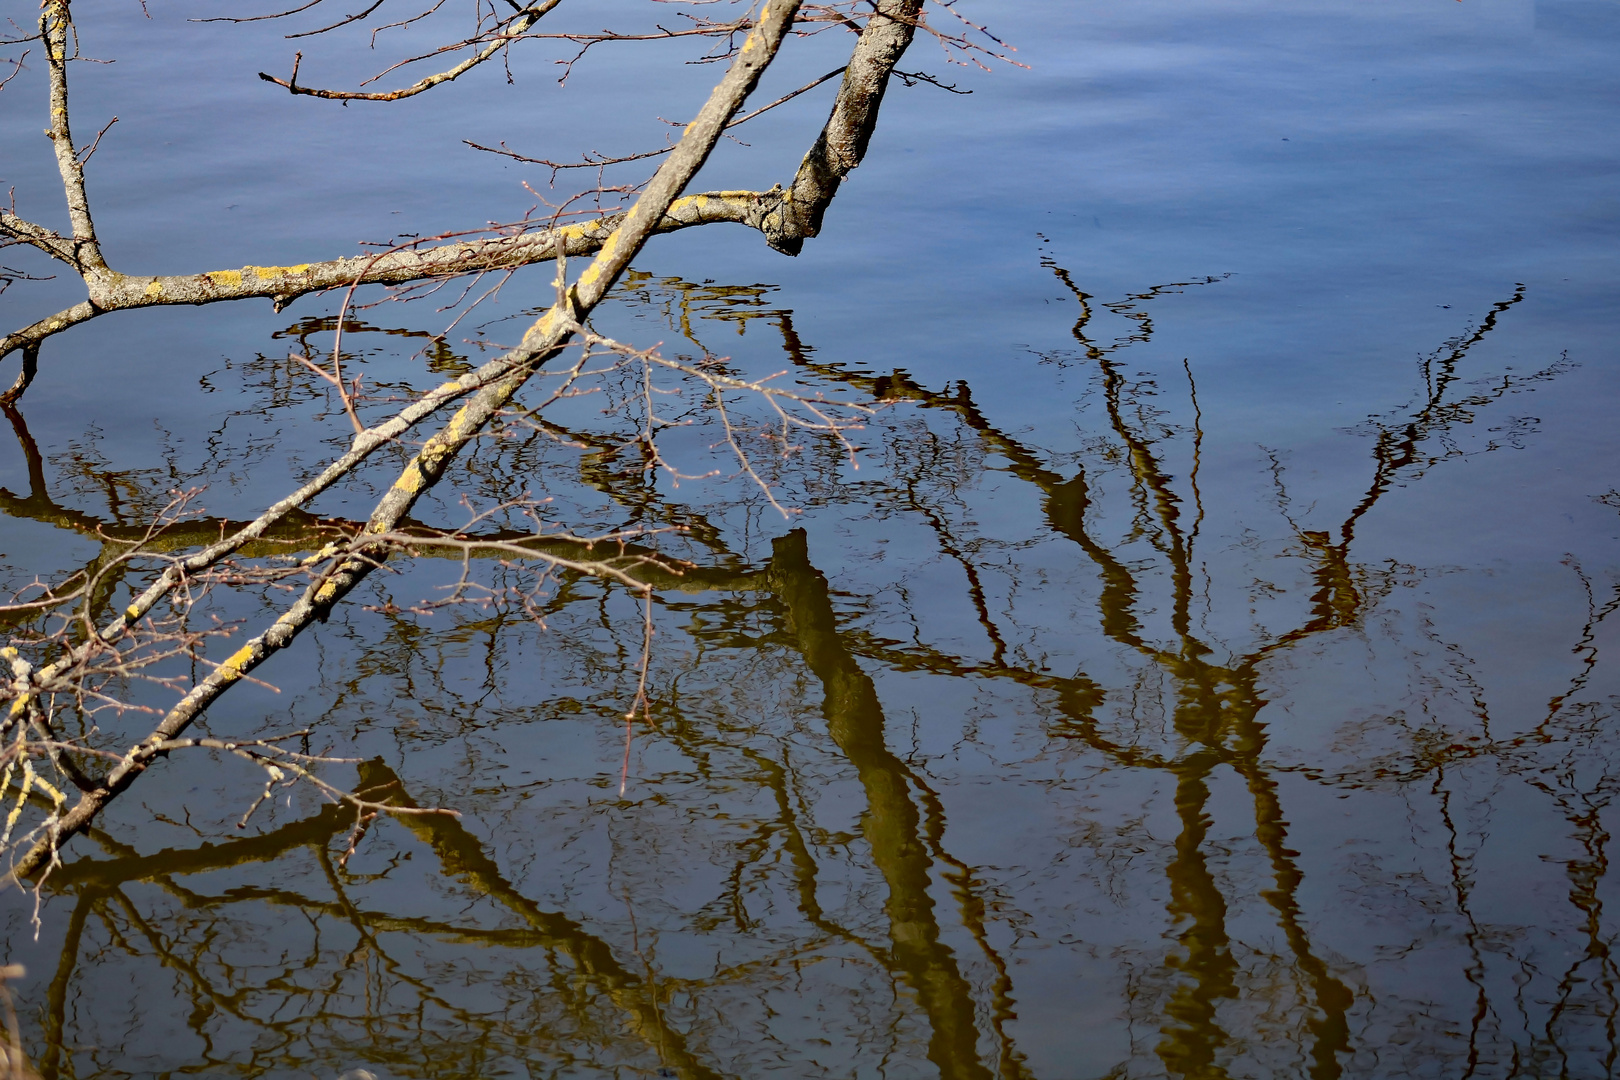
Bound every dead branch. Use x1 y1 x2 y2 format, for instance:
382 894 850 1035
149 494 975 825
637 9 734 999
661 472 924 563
776 0 925 254
258 0 561 101
3 0 809 883
40 2 105 272
466 64 848 179
0 50 28 94
190 0 332 25
1 0 956 396
0 0 961 886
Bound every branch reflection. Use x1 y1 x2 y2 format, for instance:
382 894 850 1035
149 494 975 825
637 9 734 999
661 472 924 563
1 259 1612 1079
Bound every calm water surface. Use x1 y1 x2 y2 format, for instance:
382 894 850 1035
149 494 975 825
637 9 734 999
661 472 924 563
2 1 1619 1077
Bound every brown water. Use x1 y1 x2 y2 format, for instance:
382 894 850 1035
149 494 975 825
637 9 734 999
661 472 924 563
2 1 1619 1077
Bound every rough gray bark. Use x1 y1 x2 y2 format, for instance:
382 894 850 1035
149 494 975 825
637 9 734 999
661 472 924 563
42 0 106 273
772 0 925 254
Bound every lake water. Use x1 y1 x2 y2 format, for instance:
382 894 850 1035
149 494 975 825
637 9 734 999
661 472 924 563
2 1 1619 1077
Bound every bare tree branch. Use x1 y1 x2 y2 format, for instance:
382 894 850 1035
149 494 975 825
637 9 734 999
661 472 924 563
776 0 924 253
0 0 955 394
40 1 105 272
258 0 561 101
4 0 809 882
466 64 848 178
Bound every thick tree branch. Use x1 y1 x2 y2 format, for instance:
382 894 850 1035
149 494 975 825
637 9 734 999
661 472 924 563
91 192 779 309
42 1 106 272
774 0 923 253
0 192 796 377
0 306 91 404
0 214 81 268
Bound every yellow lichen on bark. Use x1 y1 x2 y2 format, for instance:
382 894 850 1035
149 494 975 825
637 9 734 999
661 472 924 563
215 642 258 681
246 264 312 280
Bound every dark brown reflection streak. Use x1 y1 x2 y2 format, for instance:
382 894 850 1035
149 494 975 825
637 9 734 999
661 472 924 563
1101 285 1541 1076
1429 774 1499 1079
37 885 93 1080
739 743 886 958
605 286 1093 1075
1512 570 1620 1073
790 263 1534 1077
271 314 462 361
106 886 298 1039
0 406 763 601
1533 770 1620 1073
1054 266 1385 1079
1542 561 1620 728
606 596 891 959
0 401 334 635
889 451 1013 666
39 802 400 1077
1159 750 1238 1079
1 404 135 627
1043 263 1204 639
11 266 1561 1074
668 566 1148 1055
1030 276 1257 1072
1264 290 1566 1073
1182 357 1206 554
769 528 1005 1080
835 626 1150 766
617 271 788 357
776 311 1148 652
38 762 729 1080
359 760 732 1080
1045 270 1535 1078
648 289 1036 1075
911 769 1033 1080
780 283 1355 1077
88 807 466 1055
367 761 729 1080
1254 293 1604 1073
1157 636 1354 1077
1341 287 1526 547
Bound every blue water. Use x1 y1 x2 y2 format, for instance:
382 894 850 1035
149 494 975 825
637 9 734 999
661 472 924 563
2 1 1619 1076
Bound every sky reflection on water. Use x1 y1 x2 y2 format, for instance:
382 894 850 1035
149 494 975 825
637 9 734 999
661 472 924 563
2 1 1619 1077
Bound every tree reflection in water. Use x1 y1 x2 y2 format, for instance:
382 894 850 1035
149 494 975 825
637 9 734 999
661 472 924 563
1 257 1614 1078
